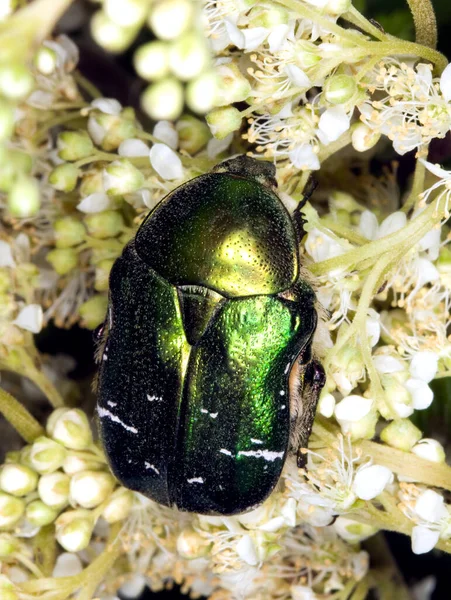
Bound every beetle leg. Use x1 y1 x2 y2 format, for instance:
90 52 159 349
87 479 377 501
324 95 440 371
289 354 325 468
292 176 318 241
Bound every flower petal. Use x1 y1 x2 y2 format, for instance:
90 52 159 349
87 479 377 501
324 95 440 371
118 139 149 157
404 378 434 410
13 304 43 333
77 193 111 214
410 352 438 383
153 121 178 149
0 240 15 267
318 107 350 144
289 144 320 170
440 63 451 102
415 489 447 522
352 464 393 500
412 525 440 554
149 143 183 180
335 396 373 423
91 98 122 115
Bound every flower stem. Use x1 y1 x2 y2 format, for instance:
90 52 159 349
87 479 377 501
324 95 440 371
0 386 45 443
405 0 438 49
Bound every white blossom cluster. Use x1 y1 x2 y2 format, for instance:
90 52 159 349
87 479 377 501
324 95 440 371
1 1 451 600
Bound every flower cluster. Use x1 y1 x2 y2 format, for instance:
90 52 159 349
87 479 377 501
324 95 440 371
1 0 451 599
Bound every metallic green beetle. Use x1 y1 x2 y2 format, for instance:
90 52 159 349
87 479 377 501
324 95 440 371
96 156 325 516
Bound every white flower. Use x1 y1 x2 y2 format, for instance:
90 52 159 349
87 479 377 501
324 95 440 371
318 392 335 418
0 240 15 267
410 352 438 383
52 553 83 577
13 304 43 333
289 144 320 170
404 378 434 410
412 439 446 463
352 464 393 500
91 97 122 115
118 139 149 157
149 143 183 180
334 395 373 424
235 535 258 566
77 193 111 213
153 121 178 149
412 525 440 555
317 107 351 144
305 228 347 262
439 62 451 102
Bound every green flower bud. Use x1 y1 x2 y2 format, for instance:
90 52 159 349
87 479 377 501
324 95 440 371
94 258 114 292
168 32 209 82
380 419 422 451
148 0 193 40
216 62 251 107
351 123 381 153
62 454 103 475
30 437 67 474
248 5 289 27
80 171 104 197
0 574 18 600
4 451 20 464
103 159 145 196
34 45 58 75
0 63 33 100
84 210 124 239
324 74 357 105
0 101 14 141
46 248 79 276
79 295 108 329
47 408 92 450
7 176 40 218
176 115 210 154
0 464 38 496
53 216 85 248
26 500 59 526
0 492 25 528
326 0 352 15
189 75 219 117
90 10 139 53
70 470 115 508
19 445 33 469
55 509 94 552
57 130 94 161
102 488 134 523
134 41 169 81
88 111 137 152
104 0 148 27
206 107 242 140
0 534 17 557
9 150 33 174
49 163 80 192
437 246 451 274
38 472 70 510
141 78 184 121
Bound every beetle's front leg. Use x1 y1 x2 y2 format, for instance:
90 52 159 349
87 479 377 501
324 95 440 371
289 353 326 468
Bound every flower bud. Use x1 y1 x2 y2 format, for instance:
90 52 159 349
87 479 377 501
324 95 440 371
101 488 134 523
91 10 139 53
134 41 169 81
104 0 148 27
325 0 352 15
380 419 422 451
334 516 378 542
148 0 193 40
55 510 94 552
0 464 38 496
57 131 94 161
317 392 335 418
103 160 145 196
30 437 67 474
207 107 242 140
84 210 124 239
0 493 25 528
26 500 59 526
169 32 209 81
88 111 137 151
324 74 357 105
186 72 217 114
70 470 115 508
79 295 108 329
141 78 184 121
34 45 58 75
46 248 78 276
0 63 33 100
53 217 85 249
379 374 413 419
352 123 380 152
0 575 18 600
49 164 79 192
248 5 289 28
176 115 210 154
7 177 40 218
177 528 211 559
94 259 114 292
0 101 14 141
216 62 251 106
0 534 17 557
38 472 70 510
48 408 93 450
412 439 446 463
62 454 103 475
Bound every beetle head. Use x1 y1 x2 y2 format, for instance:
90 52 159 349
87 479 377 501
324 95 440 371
212 155 277 190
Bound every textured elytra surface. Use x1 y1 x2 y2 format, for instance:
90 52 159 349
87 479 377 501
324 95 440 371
97 161 320 515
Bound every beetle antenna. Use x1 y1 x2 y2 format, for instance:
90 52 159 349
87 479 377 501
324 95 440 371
293 176 318 240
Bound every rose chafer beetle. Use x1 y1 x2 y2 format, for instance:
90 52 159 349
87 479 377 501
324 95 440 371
96 156 325 516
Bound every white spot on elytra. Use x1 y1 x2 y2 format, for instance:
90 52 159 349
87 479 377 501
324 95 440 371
103 353 108 361
210 412 218 419
201 408 218 418
200 408 208 414
147 394 163 402
280 405 286 410
238 450 284 461
251 438 263 444
187 477 204 484
97 407 138 434
220 448 232 456
145 462 160 475
280 390 285 396
107 401 117 408
284 362 291 374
